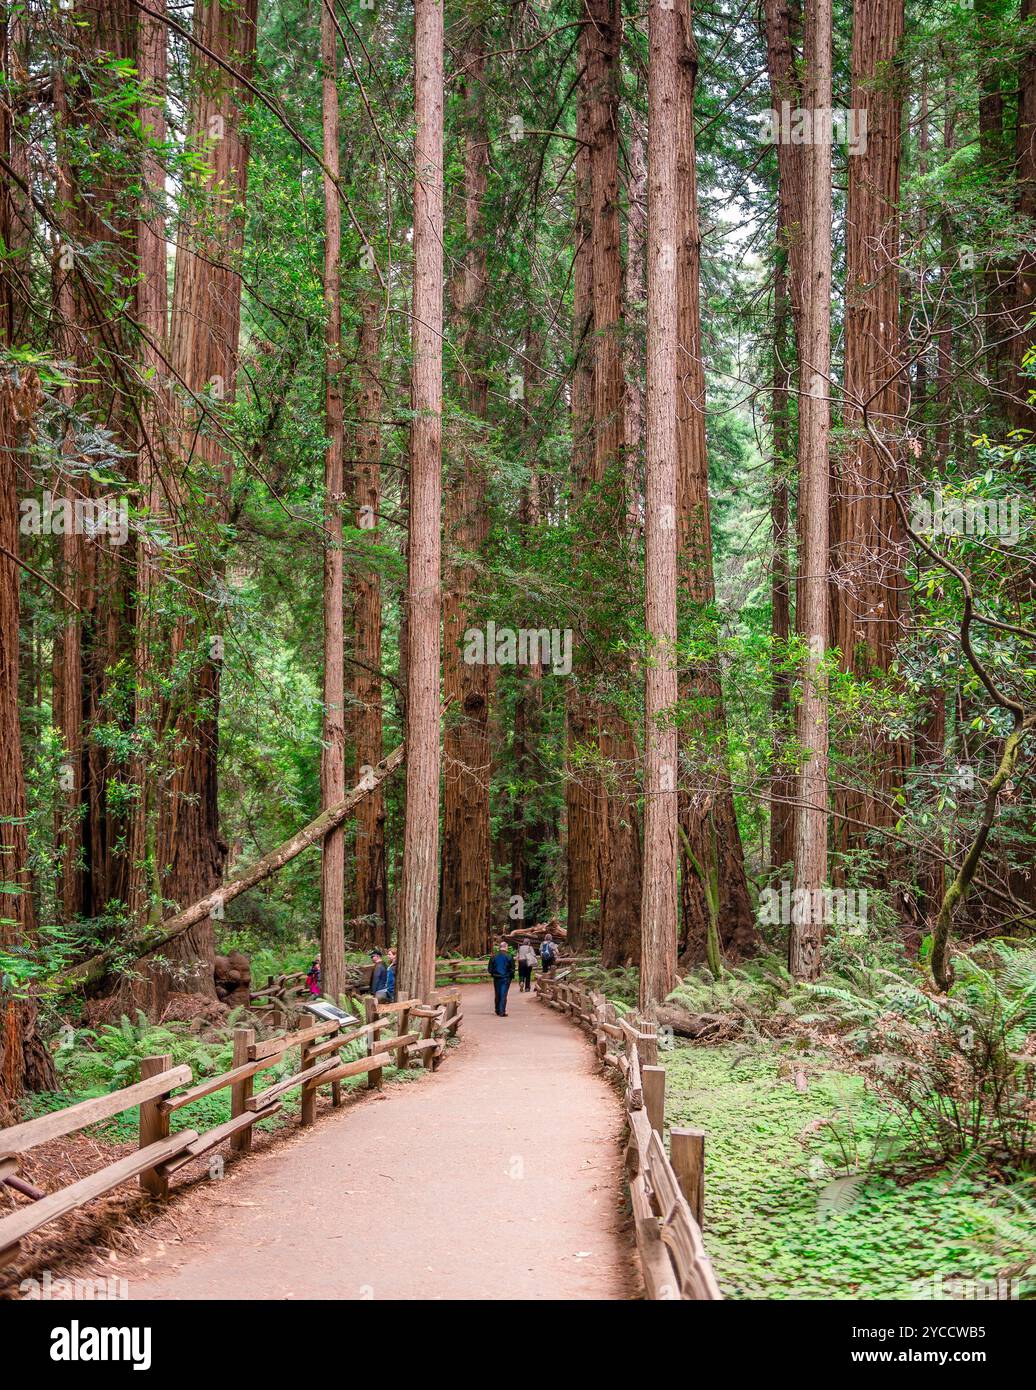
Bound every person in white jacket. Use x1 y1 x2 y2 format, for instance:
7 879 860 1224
516 939 538 992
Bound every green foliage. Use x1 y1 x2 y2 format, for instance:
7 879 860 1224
54 1012 235 1092
664 1042 1036 1300
801 943 1036 1165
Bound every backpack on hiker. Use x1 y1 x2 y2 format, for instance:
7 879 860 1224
540 940 557 968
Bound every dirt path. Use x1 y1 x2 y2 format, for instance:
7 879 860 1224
118 983 636 1300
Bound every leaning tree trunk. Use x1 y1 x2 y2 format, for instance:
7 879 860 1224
398 0 445 1004
640 0 681 1009
789 0 833 981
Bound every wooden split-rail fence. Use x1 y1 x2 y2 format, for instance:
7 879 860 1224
535 974 722 1301
0 992 462 1271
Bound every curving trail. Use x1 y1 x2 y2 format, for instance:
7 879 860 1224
123 982 635 1301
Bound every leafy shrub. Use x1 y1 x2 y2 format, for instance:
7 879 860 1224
56 1012 235 1091
802 943 1036 1166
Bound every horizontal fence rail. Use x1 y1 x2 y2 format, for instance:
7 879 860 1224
0 987 463 1270
535 974 722 1301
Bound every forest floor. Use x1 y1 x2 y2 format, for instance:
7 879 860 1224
66 982 636 1301
666 1042 1036 1299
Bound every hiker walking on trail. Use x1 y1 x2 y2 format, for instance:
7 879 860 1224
488 940 515 1016
517 939 537 992
539 933 559 974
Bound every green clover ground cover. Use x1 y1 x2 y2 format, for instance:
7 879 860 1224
663 1042 1036 1300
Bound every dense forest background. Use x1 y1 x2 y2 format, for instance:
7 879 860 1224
0 0 1034 1172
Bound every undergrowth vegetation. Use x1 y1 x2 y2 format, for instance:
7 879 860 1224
574 933 1036 1298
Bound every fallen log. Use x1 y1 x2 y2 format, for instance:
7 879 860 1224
53 742 406 994
653 1005 736 1041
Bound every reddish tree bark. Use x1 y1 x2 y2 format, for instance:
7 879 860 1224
157 0 257 1001
789 0 833 980
320 0 347 1003
641 0 680 1008
350 294 387 949
675 0 757 967
398 0 445 1004
566 33 601 947
568 0 642 959
440 20 491 959
831 0 908 885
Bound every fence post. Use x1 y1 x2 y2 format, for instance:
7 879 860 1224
643 1064 666 1135
300 1029 319 1128
364 995 382 1089
639 1023 659 1067
419 1009 435 1069
139 1054 173 1198
670 1127 705 1227
231 1026 255 1153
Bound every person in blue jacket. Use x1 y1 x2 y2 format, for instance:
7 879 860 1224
369 949 388 998
487 940 515 1017
379 947 396 1003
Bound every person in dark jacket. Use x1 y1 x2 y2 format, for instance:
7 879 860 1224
377 947 396 1003
369 949 388 997
487 941 515 1016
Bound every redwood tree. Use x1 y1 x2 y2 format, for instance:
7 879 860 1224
641 0 680 1008
398 0 445 1003
440 17 491 959
158 0 258 1000
351 293 387 948
320 0 347 1003
831 0 907 887
675 0 757 967
789 0 833 981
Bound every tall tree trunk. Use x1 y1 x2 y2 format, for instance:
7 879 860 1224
788 0 833 981
763 0 803 883
1 20 44 1102
511 326 550 924
769 247 796 874
566 40 600 947
51 2 138 926
831 0 907 887
574 0 643 959
440 19 491 960
398 0 444 1003
127 0 169 933
1008 0 1036 427
158 0 257 1002
320 0 347 1003
351 293 387 949
675 0 757 967
641 0 680 1008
